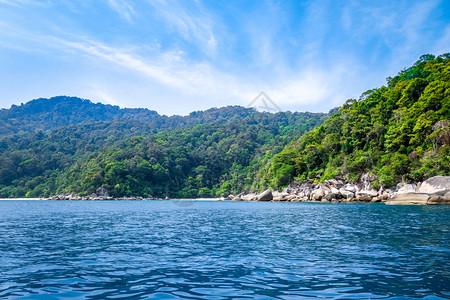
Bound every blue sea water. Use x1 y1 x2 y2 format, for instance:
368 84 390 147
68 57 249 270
0 200 449 299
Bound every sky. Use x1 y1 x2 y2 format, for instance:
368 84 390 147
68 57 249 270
0 0 449 116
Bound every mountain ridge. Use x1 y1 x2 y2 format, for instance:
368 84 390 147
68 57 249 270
0 95 329 136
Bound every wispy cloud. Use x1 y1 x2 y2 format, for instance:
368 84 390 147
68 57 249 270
48 35 250 100
147 0 218 55
106 0 135 23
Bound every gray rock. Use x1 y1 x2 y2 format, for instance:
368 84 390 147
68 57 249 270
417 176 450 195
96 187 110 198
317 183 331 193
325 179 344 188
343 184 358 193
356 189 378 201
257 189 273 201
325 193 337 201
340 189 354 199
311 189 324 200
242 193 257 201
361 173 376 189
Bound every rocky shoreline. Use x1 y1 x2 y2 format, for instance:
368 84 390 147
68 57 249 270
41 176 450 205
228 176 450 205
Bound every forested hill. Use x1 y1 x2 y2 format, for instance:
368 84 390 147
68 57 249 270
0 99 329 198
257 54 450 189
1 54 448 199
0 96 294 135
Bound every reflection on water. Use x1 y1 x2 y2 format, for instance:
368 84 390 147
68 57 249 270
0 201 449 299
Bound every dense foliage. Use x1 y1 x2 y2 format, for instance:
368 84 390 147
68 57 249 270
259 54 450 189
0 103 328 198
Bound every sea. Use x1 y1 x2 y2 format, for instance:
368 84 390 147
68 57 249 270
0 200 449 299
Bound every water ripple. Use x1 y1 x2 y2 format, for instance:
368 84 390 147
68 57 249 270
0 201 449 299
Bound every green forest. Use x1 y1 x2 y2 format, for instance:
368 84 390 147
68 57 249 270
258 54 450 189
0 101 328 198
0 54 449 198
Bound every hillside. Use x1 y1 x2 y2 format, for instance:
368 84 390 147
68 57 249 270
0 101 329 198
258 54 450 189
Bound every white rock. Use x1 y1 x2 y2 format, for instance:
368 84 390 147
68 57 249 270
417 176 450 195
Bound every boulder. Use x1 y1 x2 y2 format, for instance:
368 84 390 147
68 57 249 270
325 193 337 201
343 183 358 193
395 183 417 194
330 186 340 195
386 193 431 205
257 189 273 201
325 179 343 188
272 191 286 201
275 192 290 201
370 197 381 203
242 193 257 201
356 194 372 201
361 173 376 189
356 190 378 201
339 188 354 199
311 189 324 200
417 176 450 195
226 194 235 200
232 195 244 201
317 183 331 194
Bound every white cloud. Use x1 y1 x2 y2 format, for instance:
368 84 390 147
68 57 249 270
147 0 218 55
106 0 135 23
47 35 252 100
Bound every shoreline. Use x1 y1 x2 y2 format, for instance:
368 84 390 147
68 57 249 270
1 175 449 205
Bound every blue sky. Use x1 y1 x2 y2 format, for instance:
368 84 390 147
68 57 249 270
0 0 449 115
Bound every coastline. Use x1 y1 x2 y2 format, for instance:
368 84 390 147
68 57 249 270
3 175 449 205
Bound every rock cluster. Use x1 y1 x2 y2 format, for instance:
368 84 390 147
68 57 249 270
229 179 389 203
230 176 450 205
43 187 160 201
43 193 160 201
386 176 450 205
